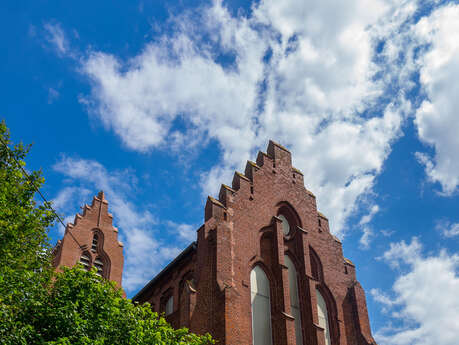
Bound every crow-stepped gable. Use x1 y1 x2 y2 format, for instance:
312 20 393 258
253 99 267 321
133 140 377 345
52 191 124 289
53 140 377 345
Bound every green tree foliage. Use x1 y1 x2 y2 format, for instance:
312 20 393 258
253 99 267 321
30 267 214 345
0 122 214 345
0 121 56 343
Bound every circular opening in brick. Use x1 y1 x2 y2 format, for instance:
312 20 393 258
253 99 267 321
278 214 290 235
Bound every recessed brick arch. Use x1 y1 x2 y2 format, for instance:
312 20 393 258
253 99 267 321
78 250 92 270
276 201 302 225
179 270 195 291
90 228 104 251
309 246 324 282
131 141 378 345
95 250 111 279
316 283 340 345
248 260 277 291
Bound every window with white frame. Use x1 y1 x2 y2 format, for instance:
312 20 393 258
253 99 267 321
250 266 273 345
316 289 331 345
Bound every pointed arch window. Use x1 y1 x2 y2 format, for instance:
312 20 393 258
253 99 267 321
276 202 302 238
79 253 91 271
316 289 331 345
91 233 99 252
310 247 323 282
165 296 174 316
250 266 273 345
94 257 104 277
285 255 303 345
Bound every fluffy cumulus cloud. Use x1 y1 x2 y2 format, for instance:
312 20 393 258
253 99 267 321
53 157 188 292
78 0 427 235
413 4 459 195
373 238 459 345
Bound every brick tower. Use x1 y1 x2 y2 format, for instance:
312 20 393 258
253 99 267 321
52 191 124 289
134 140 377 345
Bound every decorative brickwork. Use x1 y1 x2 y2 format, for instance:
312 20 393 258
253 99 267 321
52 191 124 289
52 141 376 344
133 140 378 345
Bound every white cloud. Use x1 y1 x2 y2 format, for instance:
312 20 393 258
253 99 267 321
381 229 395 237
370 288 398 308
53 156 185 292
360 227 374 249
413 4 459 195
378 237 422 269
47 87 60 104
375 237 459 345
360 205 380 226
167 221 197 243
78 0 422 236
121 228 181 290
359 204 380 249
44 23 69 56
436 219 459 238
52 186 92 235
52 186 91 211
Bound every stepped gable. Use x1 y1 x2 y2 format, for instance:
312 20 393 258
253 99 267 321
205 140 312 221
52 191 124 289
135 140 377 345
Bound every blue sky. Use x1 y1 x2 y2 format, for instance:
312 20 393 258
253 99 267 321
2 0 459 344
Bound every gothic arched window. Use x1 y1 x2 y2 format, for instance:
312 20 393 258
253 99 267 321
310 247 323 282
276 202 302 238
79 253 91 271
316 289 331 345
94 257 104 277
91 233 98 252
165 295 174 316
250 266 273 345
285 255 303 345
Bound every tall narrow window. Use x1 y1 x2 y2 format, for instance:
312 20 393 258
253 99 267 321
165 296 174 316
250 266 273 345
94 257 104 277
79 253 91 271
91 234 98 252
316 289 331 345
285 255 303 345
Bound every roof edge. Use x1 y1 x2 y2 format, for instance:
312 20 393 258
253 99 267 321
132 241 197 302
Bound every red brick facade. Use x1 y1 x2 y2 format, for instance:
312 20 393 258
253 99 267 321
52 141 376 344
133 141 377 345
52 191 124 289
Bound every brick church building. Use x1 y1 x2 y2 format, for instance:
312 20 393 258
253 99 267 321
53 141 377 345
